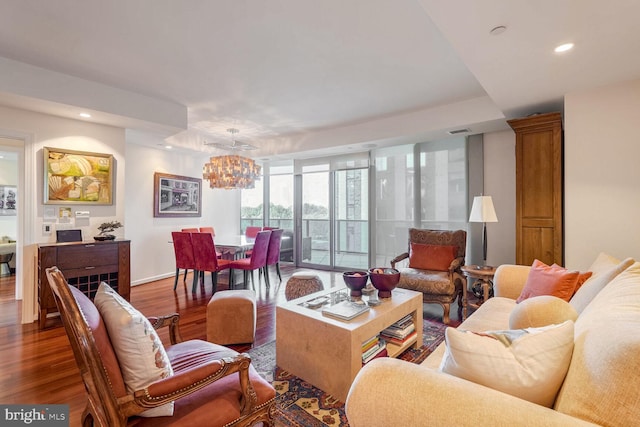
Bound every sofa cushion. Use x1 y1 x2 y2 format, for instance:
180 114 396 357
516 260 580 303
439 321 574 407
421 296 516 370
509 295 578 329
554 261 640 425
409 243 456 271
569 254 635 314
94 282 174 417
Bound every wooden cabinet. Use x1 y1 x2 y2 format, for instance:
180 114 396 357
508 112 563 266
38 239 130 329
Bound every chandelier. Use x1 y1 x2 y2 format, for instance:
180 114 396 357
203 154 261 189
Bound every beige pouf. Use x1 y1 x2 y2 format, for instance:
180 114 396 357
285 272 324 301
206 289 256 345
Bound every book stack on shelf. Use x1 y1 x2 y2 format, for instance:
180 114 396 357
362 334 387 365
380 314 416 346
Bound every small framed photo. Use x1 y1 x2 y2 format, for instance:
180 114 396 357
153 172 202 218
0 185 17 216
43 147 114 205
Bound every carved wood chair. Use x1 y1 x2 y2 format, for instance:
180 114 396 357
391 228 467 324
46 266 275 427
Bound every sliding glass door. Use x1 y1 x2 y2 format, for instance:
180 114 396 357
297 155 370 271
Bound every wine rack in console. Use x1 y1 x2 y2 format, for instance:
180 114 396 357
38 239 130 329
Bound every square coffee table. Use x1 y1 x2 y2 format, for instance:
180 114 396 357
276 286 423 401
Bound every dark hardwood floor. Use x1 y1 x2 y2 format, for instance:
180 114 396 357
0 265 466 426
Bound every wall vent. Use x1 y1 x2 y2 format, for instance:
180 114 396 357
447 128 470 135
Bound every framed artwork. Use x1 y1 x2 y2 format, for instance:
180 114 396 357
43 147 114 205
0 185 17 216
153 172 202 217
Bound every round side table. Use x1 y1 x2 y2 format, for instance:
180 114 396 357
460 265 497 320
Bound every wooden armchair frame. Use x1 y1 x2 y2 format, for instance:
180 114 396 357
46 266 275 427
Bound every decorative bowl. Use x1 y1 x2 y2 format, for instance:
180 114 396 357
368 267 400 298
343 271 369 298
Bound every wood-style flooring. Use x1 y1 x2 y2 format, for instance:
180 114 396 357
0 265 466 426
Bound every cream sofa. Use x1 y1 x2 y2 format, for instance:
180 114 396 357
346 254 640 427
0 239 16 275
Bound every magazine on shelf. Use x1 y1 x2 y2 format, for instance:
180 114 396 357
321 300 370 321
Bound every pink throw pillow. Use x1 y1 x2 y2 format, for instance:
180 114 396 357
409 243 456 271
517 260 581 303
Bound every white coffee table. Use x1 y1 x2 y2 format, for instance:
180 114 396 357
276 286 423 401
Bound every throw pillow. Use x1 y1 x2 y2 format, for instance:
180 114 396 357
569 256 635 314
516 260 580 303
439 321 575 407
409 243 456 271
509 295 578 329
94 282 174 417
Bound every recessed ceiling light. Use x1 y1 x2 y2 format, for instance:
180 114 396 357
554 43 574 53
165 145 172 150
0 155 4 159
79 112 91 118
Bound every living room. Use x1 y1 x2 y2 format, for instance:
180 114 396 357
1 1 640 426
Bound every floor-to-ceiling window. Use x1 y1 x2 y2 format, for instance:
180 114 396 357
373 137 468 267
240 171 263 233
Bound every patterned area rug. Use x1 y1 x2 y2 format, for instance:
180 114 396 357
248 318 448 427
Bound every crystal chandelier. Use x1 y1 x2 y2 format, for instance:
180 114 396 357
202 154 261 189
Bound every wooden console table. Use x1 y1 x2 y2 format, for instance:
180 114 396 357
37 239 130 329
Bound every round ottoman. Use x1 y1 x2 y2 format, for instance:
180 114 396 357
206 289 256 345
285 272 323 301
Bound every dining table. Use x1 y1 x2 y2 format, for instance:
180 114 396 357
214 235 255 260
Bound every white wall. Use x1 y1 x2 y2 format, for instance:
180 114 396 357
0 104 126 323
483 129 516 266
124 142 240 285
564 79 640 270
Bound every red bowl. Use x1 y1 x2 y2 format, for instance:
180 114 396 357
343 271 369 297
368 268 400 298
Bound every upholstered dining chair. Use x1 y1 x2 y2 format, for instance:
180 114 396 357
192 232 232 293
171 231 198 291
263 228 284 287
45 266 275 427
391 228 467 324
245 226 262 238
228 230 272 290
199 227 222 258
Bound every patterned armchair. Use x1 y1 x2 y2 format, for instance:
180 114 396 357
391 228 467 324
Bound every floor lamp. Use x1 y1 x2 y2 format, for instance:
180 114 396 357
469 195 498 266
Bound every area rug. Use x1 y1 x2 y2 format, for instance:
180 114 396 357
248 318 449 427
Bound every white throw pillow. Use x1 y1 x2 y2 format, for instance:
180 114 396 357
439 320 574 407
94 282 174 417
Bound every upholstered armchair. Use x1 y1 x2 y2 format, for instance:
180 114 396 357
46 267 275 427
391 228 467 324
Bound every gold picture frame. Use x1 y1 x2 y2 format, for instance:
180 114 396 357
43 147 114 205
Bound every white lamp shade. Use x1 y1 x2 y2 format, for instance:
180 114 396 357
469 196 498 223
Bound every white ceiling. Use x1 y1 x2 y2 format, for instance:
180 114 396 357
1 0 639 159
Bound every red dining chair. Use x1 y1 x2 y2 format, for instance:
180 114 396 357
199 226 215 235
191 232 232 293
243 226 262 258
245 226 262 238
263 228 284 288
181 227 199 232
199 227 222 258
171 231 198 290
228 230 272 290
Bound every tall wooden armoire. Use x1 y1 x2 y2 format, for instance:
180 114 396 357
508 112 563 266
